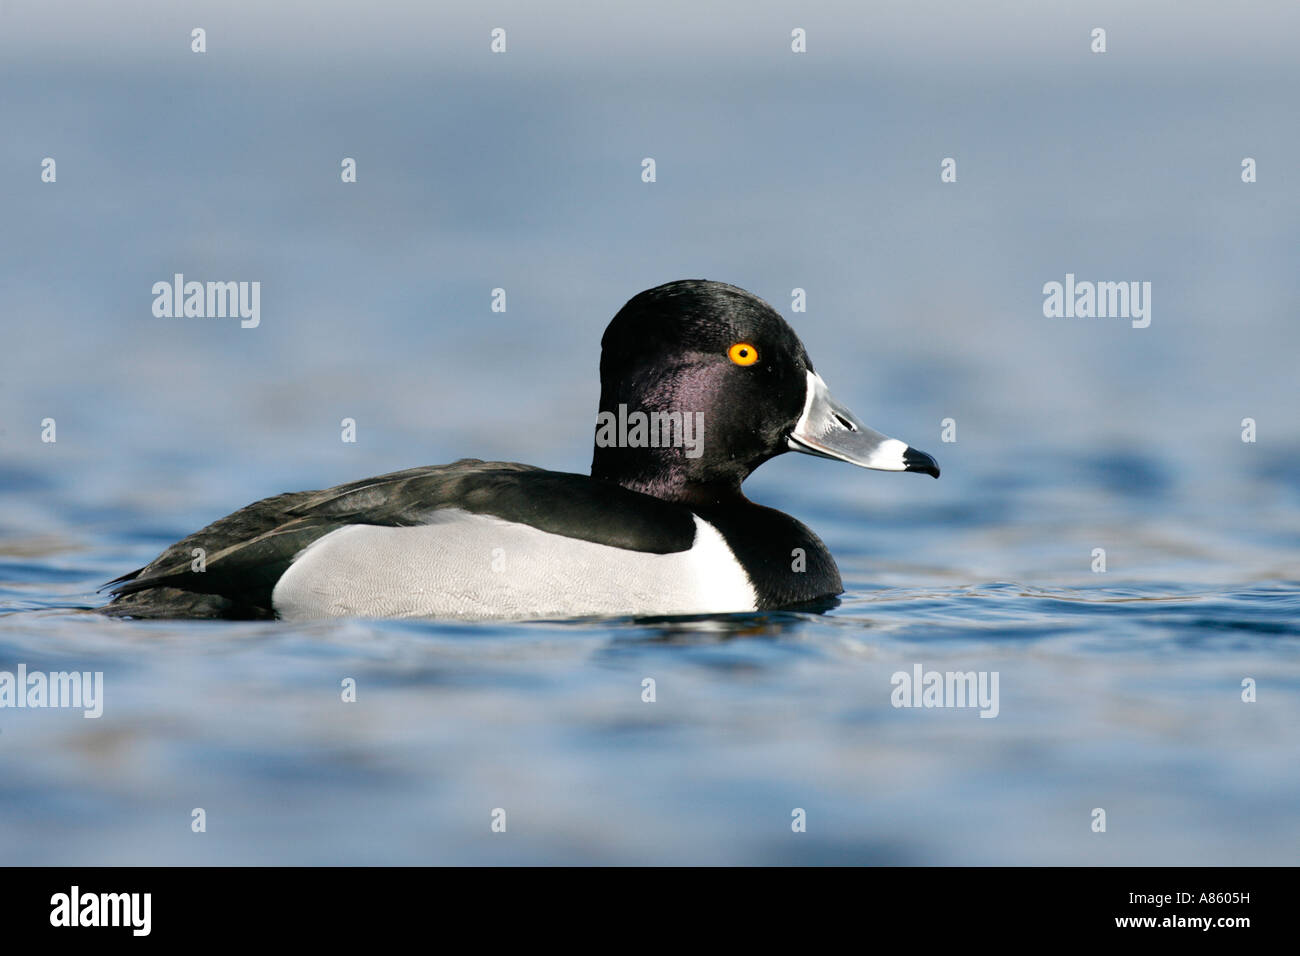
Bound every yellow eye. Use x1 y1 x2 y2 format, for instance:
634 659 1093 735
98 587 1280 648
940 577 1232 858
728 343 759 366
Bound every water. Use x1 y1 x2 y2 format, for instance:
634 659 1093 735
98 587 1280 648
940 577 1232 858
2 1 1299 864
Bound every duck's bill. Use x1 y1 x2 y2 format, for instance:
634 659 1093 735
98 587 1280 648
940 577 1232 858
787 371 940 478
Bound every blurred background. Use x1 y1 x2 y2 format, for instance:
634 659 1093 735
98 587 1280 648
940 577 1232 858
1 1 1297 864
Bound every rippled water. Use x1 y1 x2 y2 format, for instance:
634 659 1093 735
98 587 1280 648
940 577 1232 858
3 1 1299 864
3 459 1298 864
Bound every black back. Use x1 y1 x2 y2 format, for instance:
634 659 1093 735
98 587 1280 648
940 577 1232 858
105 460 698 619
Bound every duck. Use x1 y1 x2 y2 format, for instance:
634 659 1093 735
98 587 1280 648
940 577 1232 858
103 279 938 620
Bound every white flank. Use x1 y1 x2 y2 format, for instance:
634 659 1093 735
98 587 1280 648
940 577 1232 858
271 510 757 620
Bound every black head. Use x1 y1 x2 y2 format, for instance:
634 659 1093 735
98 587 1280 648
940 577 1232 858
590 279 938 506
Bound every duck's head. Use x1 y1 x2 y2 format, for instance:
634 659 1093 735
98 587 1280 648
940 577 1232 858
590 279 939 506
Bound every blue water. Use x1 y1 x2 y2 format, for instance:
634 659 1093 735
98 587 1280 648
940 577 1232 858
2 2 1299 864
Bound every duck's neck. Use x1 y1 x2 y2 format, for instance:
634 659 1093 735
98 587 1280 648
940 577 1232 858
590 449 743 508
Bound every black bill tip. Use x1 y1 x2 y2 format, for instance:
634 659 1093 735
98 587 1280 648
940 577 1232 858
903 447 940 479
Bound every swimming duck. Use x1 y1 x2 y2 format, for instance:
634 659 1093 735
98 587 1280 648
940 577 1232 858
104 279 938 620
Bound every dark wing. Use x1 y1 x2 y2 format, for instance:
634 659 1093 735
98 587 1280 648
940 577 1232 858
103 459 696 620
101 488 358 620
